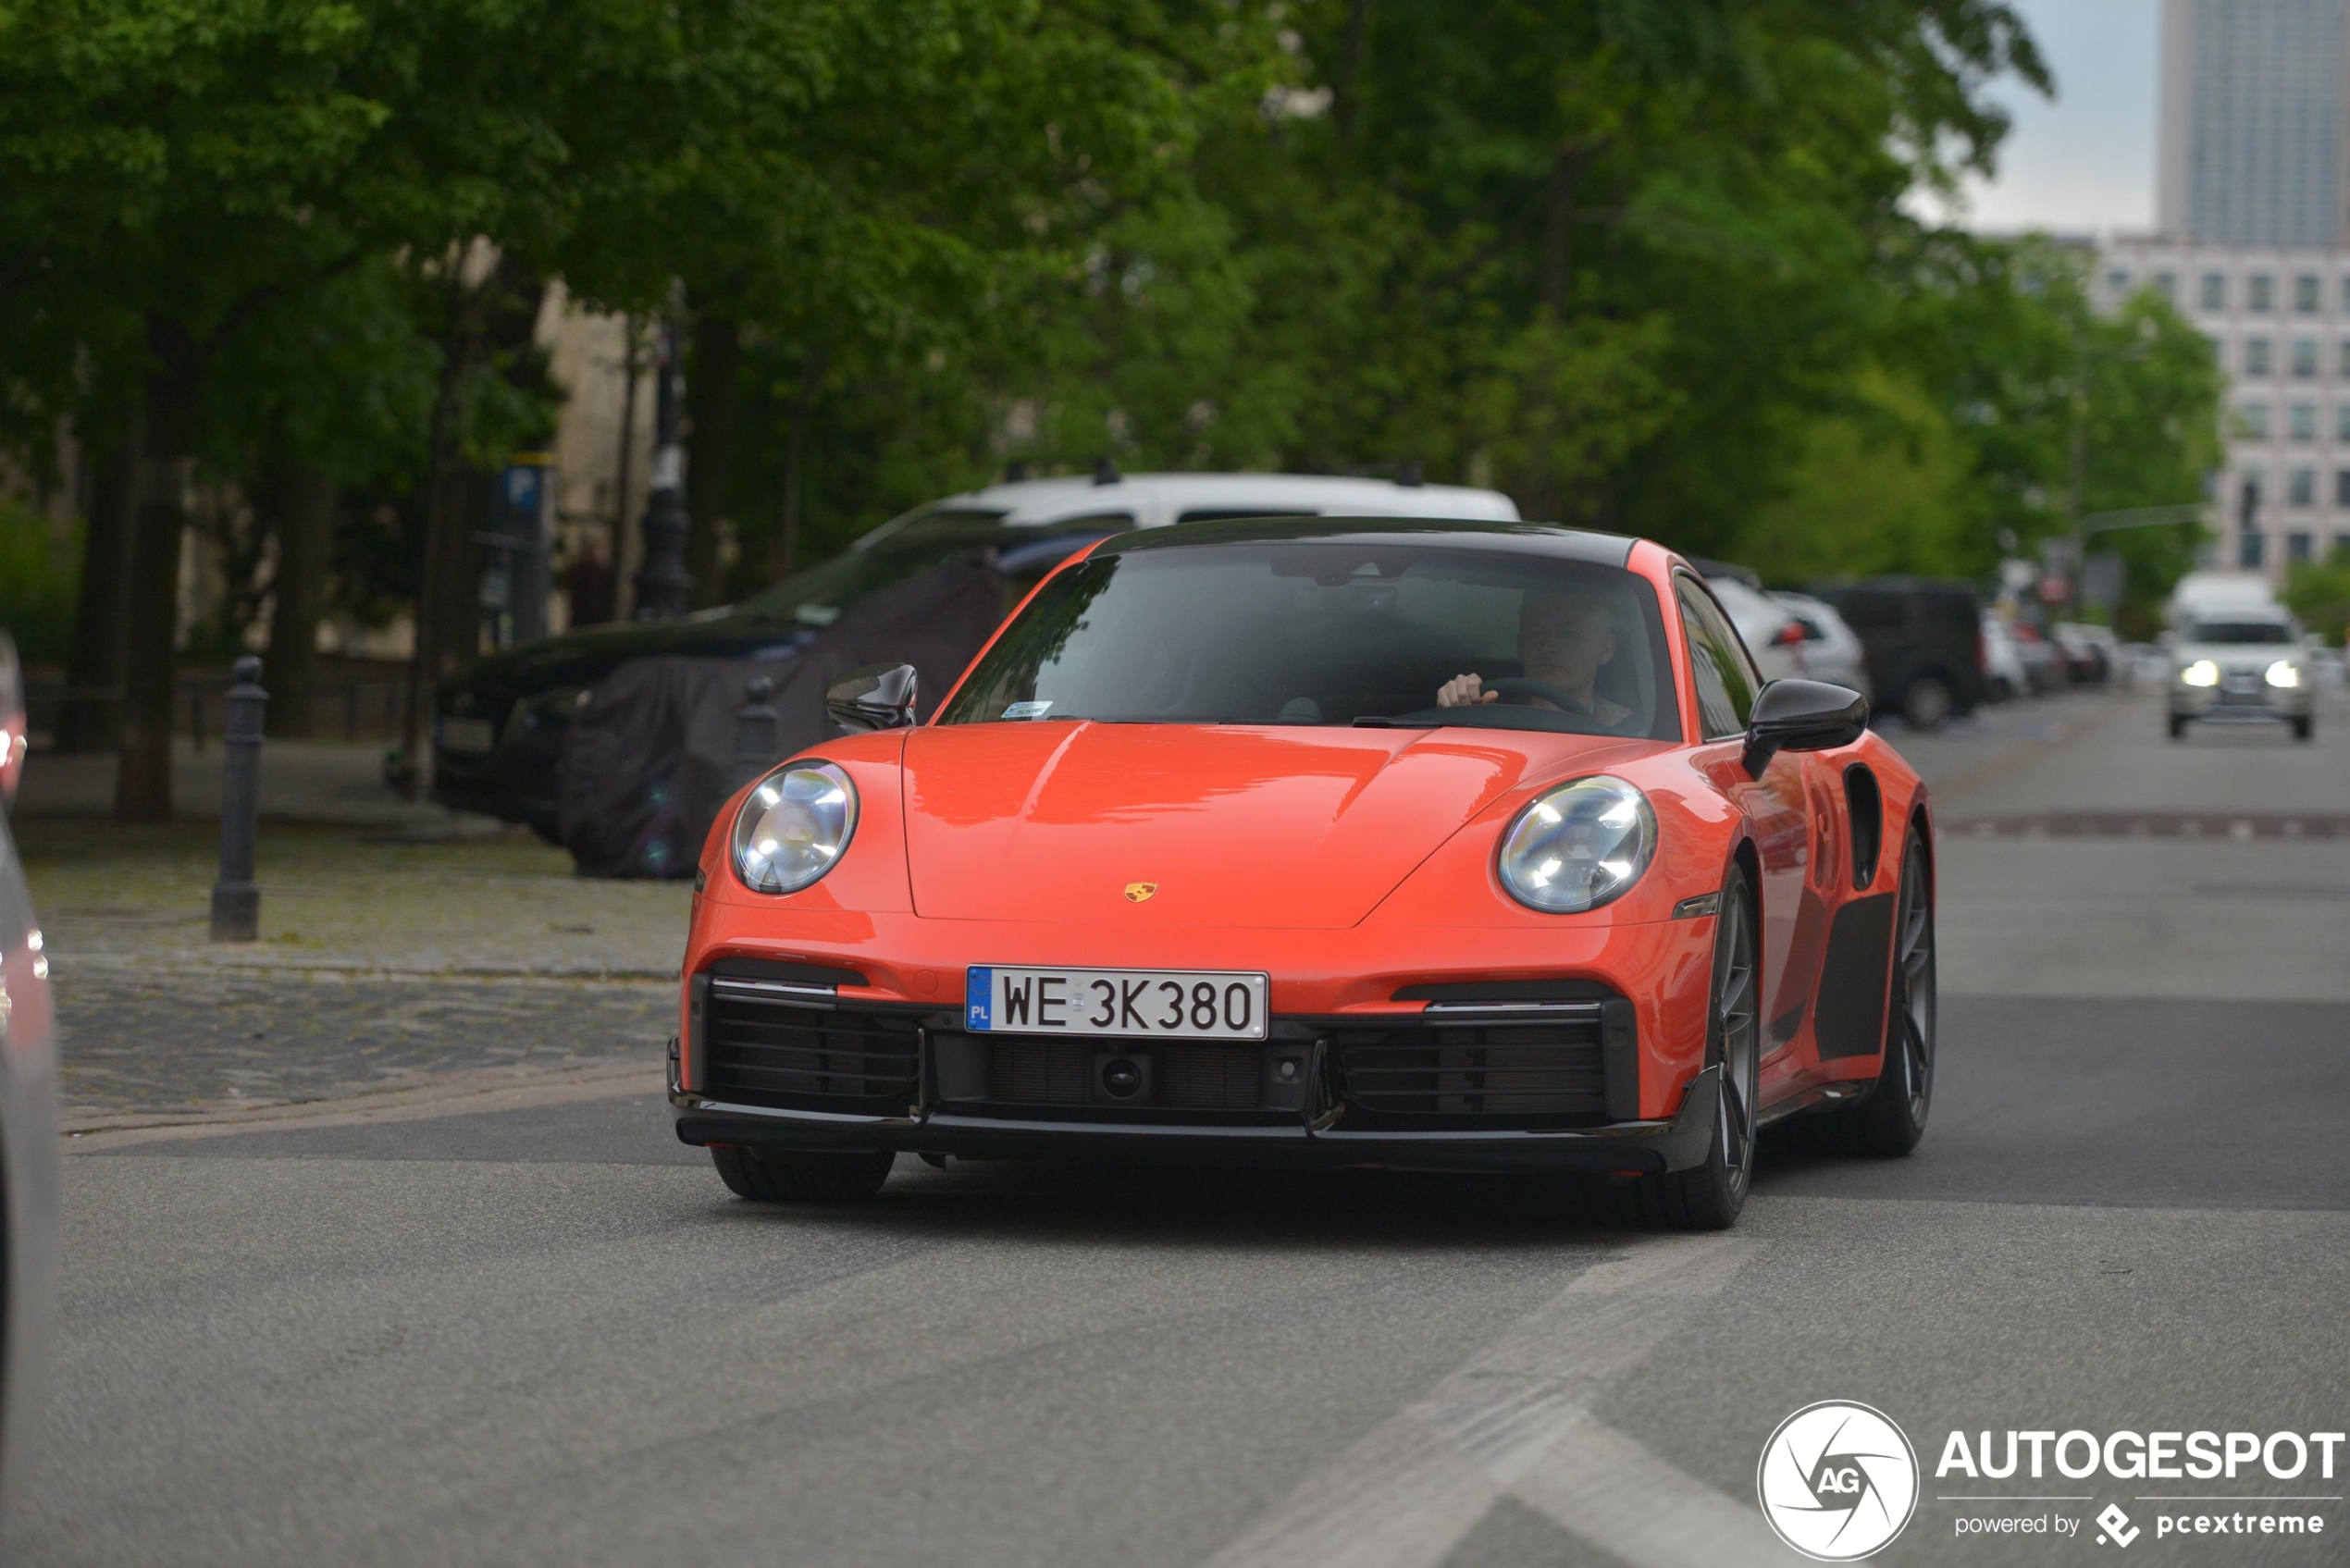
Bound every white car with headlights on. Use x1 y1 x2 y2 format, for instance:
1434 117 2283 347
2168 606 2313 741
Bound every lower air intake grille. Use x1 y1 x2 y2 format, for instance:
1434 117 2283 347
1330 1015 1607 1120
987 1038 1091 1105
700 987 921 1114
982 1037 1264 1110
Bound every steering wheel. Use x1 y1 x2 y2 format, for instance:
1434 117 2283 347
1481 676 1583 712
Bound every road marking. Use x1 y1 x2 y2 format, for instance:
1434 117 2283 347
1199 1237 1768 1568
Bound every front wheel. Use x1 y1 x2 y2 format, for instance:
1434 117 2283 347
1901 676 1955 732
1605 862 1759 1230
712 1146 896 1203
2168 713 2188 740
2293 715 2313 742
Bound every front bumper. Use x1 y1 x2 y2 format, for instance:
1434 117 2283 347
2171 682 2311 720
674 1066 1722 1176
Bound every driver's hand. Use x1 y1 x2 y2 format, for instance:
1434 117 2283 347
1437 673 1500 708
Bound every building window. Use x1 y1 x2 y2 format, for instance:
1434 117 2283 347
2288 530 2314 562
2291 402 2318 440
2339 340 2350 379
2154 271 2178 302
2294 339 2320 377
2106 268 2130 296
2336 468 2350 506
2245 338 2273 376
2249 273 2275 312
2203 272 2228 311
2208 336 2227 367
2240 401 2272 439
2290 468 2317 505
2295 274 2322 313
2335 534 2350 562
2241 530 2267 568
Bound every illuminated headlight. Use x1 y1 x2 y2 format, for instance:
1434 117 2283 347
2265 660 2302 688
1497 775 1657 914
2179 660 2220 688
730 762 858 894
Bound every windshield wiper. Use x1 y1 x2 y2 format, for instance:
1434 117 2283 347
1352 716 1436 728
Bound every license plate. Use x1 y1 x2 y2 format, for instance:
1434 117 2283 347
439 718 495 753
965 966 1268 1041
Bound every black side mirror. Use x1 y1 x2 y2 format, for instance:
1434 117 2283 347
1742 678 1867 775
825 663 919 733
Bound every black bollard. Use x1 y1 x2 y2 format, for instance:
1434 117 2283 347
736 673 779 788
210 655 267 942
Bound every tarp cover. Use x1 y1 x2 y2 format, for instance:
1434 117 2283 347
557 551 1006 879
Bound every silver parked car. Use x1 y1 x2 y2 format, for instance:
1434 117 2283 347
0 632 57 1516
1773 590 1874 700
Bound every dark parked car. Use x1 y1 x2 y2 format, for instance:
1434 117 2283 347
433 472 1517 838
1801 576 1985 730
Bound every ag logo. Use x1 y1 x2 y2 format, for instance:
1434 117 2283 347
1756 1401 1920 1561
1123 882 1158 903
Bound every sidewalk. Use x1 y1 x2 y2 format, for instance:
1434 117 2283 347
16 741 692 980
19 741 692 1125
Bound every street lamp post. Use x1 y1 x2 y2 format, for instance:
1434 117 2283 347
631 310 692 620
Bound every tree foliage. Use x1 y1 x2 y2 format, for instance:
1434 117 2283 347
0 0 2232 722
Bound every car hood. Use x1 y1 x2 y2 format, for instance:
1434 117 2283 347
898 722 1657 927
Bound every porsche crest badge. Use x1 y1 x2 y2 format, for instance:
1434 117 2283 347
1124 882 1158 903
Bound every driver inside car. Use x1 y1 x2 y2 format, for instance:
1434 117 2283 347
1436 586 1634 726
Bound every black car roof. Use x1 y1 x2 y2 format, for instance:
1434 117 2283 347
1092 514 1637 568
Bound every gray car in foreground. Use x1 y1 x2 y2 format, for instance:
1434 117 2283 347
0 632 57 1516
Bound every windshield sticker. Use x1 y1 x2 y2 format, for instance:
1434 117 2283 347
1002 700 1054 720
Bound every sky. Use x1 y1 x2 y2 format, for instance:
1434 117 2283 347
1927 0 2164 235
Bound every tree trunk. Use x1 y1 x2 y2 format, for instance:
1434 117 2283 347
396 265 476 798
685 312 739 608
115 316 202 821
58 414 140 753
1332 0 1373 147
1540 142 1581 316
263 462 336 739
771 354 826 581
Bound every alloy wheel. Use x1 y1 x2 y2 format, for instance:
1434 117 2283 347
1890 844 1936 1126
1713 889 1761 1201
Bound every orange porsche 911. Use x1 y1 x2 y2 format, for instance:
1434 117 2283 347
671 518 1935 1228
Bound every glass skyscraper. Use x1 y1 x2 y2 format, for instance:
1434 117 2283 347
2158 0 2350 246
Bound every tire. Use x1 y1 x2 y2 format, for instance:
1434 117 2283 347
1604 862 1760 1230
1900 675 1955 732
711 1146 894 1203
1823 829 1935 1156
2293 716 2313 742
2168 713 2188 740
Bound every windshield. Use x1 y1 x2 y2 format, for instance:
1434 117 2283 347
937 541 1679 739
2186 619 2292 644
736 509 1016 625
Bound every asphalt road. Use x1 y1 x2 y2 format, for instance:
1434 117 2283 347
9 685 2350 1568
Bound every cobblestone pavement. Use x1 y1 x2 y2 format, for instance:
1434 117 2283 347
55 969 674 1120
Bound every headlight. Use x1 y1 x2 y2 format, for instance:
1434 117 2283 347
2179 660 2220 687
1497 775 1657 914
2265 660 2302 688
731 762 858 894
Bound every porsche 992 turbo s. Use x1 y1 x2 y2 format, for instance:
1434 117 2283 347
671 519 1936 1229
